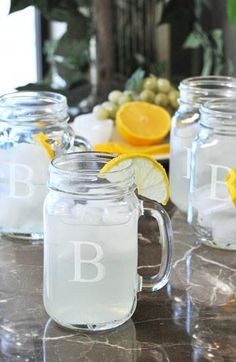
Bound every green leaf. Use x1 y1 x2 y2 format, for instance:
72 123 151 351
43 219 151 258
183 32 203 49
201 47 213 75
211 29 223 55
66 13 91 40
125 68 145 92
194 0 211 18
64 81 91 107
16 81 53 92
10 0 34 12
227 0 236 24
55 34 89 58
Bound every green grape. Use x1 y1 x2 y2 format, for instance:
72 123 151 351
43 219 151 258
139 89 155 103
93 105 109 120
143 76 158 92
102 101 118 119
154 93 168 107
168 90 179 108
157 78 171 93
118 93 133 105
108 90 123 104
123 90 134 99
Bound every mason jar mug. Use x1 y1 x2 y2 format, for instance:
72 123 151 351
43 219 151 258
43 152 173 331
169 76 236 213
188 99 236 250
0 91 91 241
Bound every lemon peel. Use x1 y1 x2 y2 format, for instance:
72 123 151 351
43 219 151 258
34 132 55 160
226 168 236 206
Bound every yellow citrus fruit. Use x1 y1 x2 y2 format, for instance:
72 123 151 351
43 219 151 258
34 132 54 159
226 168 236 205
116 101 171 146
94 142 170 156
100 153 170 205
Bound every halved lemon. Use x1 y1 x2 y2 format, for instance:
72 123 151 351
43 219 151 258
100 153 170 205
116 102 171 146
34 132 55 160
226 168 236 206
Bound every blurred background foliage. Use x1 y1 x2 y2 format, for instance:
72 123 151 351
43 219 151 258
9 0 236 110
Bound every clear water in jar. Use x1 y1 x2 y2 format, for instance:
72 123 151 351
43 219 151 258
191 184 236 250
0 143 50 235
44 196 139 330
169 115 199 212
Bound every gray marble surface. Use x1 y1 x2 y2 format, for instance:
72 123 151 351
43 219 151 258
0 208 236 361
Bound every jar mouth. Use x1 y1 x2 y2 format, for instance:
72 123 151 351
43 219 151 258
0 91 68 125
179 76 236 106
49 152 136 197
200 98 236 129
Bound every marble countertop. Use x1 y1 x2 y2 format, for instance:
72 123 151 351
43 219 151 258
0 208 236 361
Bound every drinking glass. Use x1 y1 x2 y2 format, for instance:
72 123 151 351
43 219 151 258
188 98 236 250
169 76 236 213
0 91 91 241
43 152 173 331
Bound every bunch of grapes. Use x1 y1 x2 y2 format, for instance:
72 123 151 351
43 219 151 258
93 76 179 121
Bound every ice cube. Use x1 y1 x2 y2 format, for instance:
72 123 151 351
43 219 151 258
0 143 50 185
60 203 103 225
192 184 236 247
72 113 113 146
102 206 131 225
53 199 75 216
9 143 50 184
212 216 236 248
0 197 37 230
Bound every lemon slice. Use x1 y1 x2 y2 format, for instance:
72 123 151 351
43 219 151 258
94 142 170 155
34 132 54 160
100 153 170 205
226 168 236 206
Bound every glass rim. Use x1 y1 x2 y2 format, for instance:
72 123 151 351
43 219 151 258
50 152 134 176
201 98 236 117
200 98 236 130
49 152 136 197
0 90 66 105
0 91 68 124
180 75 236 91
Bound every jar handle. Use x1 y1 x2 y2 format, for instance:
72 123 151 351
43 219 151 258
73 135 93 151
138 196 174 292
68 125 93 152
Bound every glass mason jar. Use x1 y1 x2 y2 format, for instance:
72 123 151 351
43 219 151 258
0 91 91 241
43 152 173 331
188 98 236 250
169 76 236 213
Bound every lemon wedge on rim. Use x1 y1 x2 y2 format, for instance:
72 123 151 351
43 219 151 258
100 153 170 205
226 168 236 206
34 132 54 160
